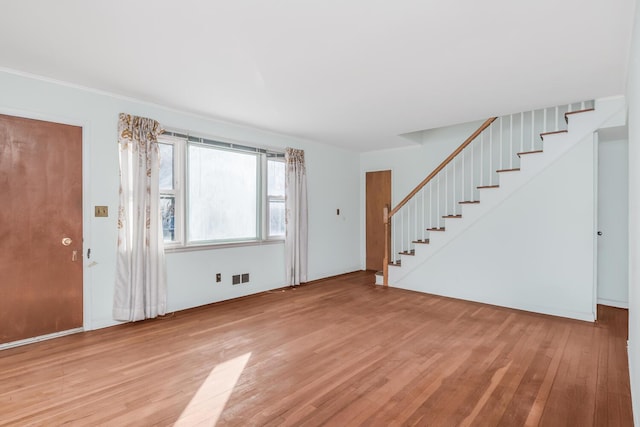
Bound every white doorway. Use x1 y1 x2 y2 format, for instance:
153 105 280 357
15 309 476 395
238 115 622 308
597 128 629 308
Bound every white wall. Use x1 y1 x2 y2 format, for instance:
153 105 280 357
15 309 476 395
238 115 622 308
360 120 486 206
597 137 629 308
0 70 361 331
627 0 640 423
392 135 597 321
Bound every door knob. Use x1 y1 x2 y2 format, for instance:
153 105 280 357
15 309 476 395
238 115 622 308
597 231 603 236
62 237 72 246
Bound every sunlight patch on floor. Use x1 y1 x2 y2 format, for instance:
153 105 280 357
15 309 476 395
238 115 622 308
174 352 251 426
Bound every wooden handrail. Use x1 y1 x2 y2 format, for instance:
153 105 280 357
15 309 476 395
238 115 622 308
388 117 497 219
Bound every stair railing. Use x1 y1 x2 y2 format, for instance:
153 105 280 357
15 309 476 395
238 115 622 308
382 100 594 285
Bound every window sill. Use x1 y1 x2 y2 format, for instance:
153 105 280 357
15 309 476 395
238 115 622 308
164 238 284 253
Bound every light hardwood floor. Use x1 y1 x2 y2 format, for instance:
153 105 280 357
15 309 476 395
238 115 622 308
0 271 633 426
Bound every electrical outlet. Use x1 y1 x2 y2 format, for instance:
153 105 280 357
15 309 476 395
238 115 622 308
216 273 221 283
95 206 108 217
232 275 241 285
241 273 249 283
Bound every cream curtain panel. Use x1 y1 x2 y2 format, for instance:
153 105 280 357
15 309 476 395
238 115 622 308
114 113 167 321
285 148 308 286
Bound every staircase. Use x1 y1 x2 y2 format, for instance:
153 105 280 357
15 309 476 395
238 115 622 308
375 97 626 321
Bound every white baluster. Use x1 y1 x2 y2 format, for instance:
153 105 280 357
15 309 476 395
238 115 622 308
400 210 404 256
499 117 503 171
429 181 433 229
531 110 535 151
404 208 408 252
462 150 465 202
489 126 493 185
568 103 573 113
520 112 524 154
510 115 513 169
416 190 422 248
452 158 456 215
555 106 559 131
421 188 425 241
444 165 453 215
392 216 396 262
471 142 475 201
544 108 547 134
480 132 484 187
445 165 448 216
437 176 440 225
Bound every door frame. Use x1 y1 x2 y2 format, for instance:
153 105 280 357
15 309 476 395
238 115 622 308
593 131 599 321
0 106 93 336
363 168 393 271
595 130 630 310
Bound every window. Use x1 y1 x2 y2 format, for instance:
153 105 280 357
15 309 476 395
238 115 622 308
159 143 177 242
267 158 285 237
158 133 285 248
188 144 257 242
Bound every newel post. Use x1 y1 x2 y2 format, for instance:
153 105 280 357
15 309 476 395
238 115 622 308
383 205 389 286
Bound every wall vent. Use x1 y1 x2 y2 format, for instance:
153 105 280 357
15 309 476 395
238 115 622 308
232 275 241 285
241 273 249 283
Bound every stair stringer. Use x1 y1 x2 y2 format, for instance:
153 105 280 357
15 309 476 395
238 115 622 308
387 100 625 320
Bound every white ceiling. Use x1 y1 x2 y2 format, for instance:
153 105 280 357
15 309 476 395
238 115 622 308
0 0 635 151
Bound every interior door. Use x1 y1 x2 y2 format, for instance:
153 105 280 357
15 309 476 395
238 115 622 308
597 137 629 308
366 170 391 271
0 114 83 344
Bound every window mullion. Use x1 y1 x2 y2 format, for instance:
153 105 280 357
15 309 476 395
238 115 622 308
175 137 185 246
260 154 267 240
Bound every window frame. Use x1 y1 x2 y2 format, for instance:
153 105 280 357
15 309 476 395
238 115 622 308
265 156 286 240
158 132 285 251
159 136 185 247
186 141 261 245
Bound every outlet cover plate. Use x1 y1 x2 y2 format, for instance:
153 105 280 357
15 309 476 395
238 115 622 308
95 206 108 217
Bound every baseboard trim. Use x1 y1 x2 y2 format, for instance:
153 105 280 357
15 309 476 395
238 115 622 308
390 282 595 322
301 269 366 286
629 343 640 427
0 327 84 351
597 298 629 309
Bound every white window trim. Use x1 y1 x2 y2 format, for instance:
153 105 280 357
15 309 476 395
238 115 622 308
159 135 184 248
158 132 285 251
265 156 286 240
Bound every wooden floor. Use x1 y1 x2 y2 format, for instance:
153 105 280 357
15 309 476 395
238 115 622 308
0 271 633 426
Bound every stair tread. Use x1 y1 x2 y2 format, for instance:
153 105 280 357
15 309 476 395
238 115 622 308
427 227 446 231
389 261 401 267
442 215 462 218
496 168 520 173
540 129 568 140
517 150 543 158
565 108 595 123
459 200 480 204
477 185 499 189
398 250 415 256
412 239 430 244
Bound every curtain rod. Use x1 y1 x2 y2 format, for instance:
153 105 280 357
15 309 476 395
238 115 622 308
162 130 285 158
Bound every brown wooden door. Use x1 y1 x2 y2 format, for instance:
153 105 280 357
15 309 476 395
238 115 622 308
366 170 391 271
0 114 83 344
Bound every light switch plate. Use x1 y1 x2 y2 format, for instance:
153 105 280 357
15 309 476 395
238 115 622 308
95 206 108 217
